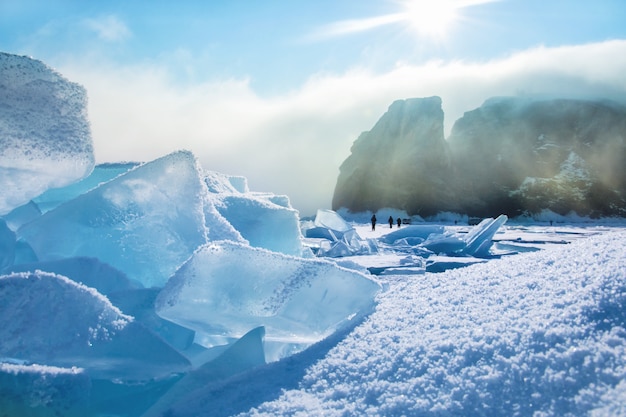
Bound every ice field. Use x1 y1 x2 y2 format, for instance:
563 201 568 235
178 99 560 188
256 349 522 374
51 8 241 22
1 150 625 416
1 51 626 416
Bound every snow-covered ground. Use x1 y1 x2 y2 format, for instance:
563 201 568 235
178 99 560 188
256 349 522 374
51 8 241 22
171 224 626 417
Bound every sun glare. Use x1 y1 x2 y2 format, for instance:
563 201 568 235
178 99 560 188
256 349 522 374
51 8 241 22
399 0 461 39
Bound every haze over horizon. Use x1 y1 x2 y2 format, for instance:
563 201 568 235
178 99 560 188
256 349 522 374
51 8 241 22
2 0 626 216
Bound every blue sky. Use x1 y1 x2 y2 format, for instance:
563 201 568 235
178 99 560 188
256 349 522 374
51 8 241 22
2 0 626 215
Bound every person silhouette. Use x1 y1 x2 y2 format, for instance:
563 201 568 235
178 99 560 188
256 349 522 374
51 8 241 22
397 217 401 228
371 214 377 231
388 216 393 228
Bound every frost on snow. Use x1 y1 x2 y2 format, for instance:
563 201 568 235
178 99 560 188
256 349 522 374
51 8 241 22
233 230 626 417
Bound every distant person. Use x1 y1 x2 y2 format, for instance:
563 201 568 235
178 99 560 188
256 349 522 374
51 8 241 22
388 216 394 228
371 214 377 231
397 217 401 228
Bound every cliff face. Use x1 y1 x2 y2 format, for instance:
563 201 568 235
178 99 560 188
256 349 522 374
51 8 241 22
332 97 453 217
332 96 626 218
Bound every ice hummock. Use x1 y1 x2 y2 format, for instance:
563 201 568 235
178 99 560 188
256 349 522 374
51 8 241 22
308 210 508 272
16 150 208 288
304 209 377 257
0 53 94 215
214 194 306 256
4 256 138 295
205 170 308 257
0 271 190 379
462 214 508 256
0 362 91 417
155 240 382 361
143 326 266 417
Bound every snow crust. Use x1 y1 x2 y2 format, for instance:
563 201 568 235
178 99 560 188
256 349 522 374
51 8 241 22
231 230 626 417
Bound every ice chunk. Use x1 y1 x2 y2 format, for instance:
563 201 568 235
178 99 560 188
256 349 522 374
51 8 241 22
16 151 208 287
314 209 354 235
0 362 90 417
315 229 372 258
421 233 466 254
0 52 94 215
305 226 339 241
305 209 375 257
13 240 38 265
32 162 137 214
205 171 306 256
155 241 381 358
216 194 305 256
463 214 508 257
203 200 246 243
204 170 249 194
143 326 265 417
1 200 41 231
379 224 445 244
417 216 507 257
0 271 190 379
107 288 196 352
322 239 354 258
6 256 138 295
0 220 15 272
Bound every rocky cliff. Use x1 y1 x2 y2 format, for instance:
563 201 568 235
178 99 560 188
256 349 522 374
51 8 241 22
332 97 454 217
332 96 626 218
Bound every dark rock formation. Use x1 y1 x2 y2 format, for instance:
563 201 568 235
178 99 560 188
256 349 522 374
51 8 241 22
332 96 626 218
332 97 453 217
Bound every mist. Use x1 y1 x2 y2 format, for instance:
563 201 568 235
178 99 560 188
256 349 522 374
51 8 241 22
57 40 626 216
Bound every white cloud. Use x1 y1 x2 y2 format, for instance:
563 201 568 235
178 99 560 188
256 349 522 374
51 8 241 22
58 40 626 216
83 15 131 42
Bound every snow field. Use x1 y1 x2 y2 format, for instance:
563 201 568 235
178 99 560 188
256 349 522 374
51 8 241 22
242 230 626 417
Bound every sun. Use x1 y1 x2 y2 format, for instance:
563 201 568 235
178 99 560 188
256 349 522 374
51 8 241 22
398 0 461 39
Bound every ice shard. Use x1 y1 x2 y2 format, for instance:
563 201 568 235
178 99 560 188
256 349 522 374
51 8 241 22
205 170 306 256
0 220 15 271
0 271 190 379
143 326 266 417
0 362 91 417
5 256 138 295
305 209 375 257
313 209 354 237
155 241 381 358
216 194 305 256
379 225 445 244
463 214 508 257
16 151 208 288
